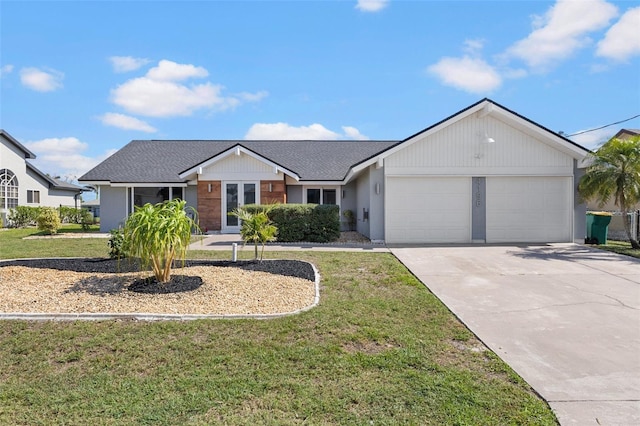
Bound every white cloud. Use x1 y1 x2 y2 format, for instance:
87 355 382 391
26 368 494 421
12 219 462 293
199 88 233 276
596 7 640 61
112 78 227 117
99 113 157 133
427 56 502 93
237 91 269 102
25 137 116 180
145 60 208 81
110 59 265 117
342 126 369 140
356 0 389 12
506 0 618 70
568 128 615 150
245 123 369 140
463 38 485 55
20 67 64 92
109 56 151 73
1 64 14 76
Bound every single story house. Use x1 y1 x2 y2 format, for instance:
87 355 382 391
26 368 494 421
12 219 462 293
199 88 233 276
81 198 101 219
1 129 87 226
79 98 591 244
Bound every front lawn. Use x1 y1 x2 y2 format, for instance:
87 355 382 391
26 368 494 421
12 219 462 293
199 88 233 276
596 240 640 259
0 225 108 259
597 240 640 259
0 232 557 424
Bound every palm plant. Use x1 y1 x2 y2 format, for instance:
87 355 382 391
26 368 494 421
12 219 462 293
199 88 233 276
123 199 200 283
232 207 278 261
578 136 640 249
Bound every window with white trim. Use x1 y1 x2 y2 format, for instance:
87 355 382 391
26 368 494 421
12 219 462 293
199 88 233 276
305 187 337 205
27 190 40 204
0 169 19 209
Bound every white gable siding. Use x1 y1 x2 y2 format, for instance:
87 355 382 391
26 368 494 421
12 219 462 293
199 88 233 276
2 134 81 225
200 152 283 181
385 115 574 177
1 136 61 208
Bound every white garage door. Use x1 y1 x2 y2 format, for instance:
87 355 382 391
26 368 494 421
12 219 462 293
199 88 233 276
386 177 471 244
486 176 572 243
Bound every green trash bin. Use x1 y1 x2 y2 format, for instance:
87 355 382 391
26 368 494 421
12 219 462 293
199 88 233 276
586 212 612 245
586 213 594 241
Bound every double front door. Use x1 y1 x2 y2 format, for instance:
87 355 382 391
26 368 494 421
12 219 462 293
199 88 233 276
222 182 257 233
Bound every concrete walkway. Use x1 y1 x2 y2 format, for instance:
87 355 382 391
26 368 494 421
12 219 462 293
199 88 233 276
391 244 640 425
188 233 390 253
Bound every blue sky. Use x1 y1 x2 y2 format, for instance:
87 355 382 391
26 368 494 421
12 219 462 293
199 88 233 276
1 0 639 183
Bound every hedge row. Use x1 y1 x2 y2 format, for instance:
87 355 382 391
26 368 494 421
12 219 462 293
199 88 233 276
243 204 340 243
7 205 93 228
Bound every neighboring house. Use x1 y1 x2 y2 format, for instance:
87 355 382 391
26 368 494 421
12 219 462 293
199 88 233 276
79 98 591 244
612 128 640 141
1 130 86 226
81 198 101 219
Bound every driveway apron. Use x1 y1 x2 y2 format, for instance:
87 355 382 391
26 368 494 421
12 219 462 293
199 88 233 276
391 244 640 425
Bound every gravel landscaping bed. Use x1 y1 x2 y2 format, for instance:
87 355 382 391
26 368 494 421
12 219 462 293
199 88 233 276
0 259 317 317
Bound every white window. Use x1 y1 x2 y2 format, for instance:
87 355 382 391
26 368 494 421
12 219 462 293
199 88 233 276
27 190 40 204
0 169 19 209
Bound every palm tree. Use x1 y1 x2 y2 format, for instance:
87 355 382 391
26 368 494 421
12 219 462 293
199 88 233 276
232 207 277 261
578 136 640 249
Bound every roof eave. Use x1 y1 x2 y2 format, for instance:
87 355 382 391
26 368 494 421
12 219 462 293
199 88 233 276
1 129 37 159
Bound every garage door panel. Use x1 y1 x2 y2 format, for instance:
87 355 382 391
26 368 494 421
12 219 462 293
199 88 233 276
386 177 470 244
486 177 571 243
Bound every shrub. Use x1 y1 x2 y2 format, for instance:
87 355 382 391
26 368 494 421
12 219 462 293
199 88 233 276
308 204 340 243
123 199 200 283
80 209 94 231
244 203 340 243
7 206 41 228
108 228 127 259
36 207 61 234
59 206 87 224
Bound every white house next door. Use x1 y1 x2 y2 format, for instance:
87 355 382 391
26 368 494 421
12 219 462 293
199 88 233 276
222 182 257 233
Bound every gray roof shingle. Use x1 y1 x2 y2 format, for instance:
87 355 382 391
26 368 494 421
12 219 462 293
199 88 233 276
79 140 399 183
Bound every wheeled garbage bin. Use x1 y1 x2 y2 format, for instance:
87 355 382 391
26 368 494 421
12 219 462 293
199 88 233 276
586 212 612 245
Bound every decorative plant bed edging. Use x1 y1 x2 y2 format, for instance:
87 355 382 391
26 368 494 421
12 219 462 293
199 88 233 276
0 258 320 321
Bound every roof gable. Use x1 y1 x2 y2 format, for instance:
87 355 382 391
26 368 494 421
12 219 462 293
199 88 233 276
352 99 590 174
179 144 300 181
1 129 36 159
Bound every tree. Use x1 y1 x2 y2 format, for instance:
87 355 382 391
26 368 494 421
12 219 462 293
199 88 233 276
123 199 200 283
578 136 640 249
232 207 277 261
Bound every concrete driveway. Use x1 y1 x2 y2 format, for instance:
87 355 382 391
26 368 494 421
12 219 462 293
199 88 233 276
391 244 640 425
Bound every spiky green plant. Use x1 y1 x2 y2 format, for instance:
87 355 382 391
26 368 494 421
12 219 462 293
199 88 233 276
579 136 640 249
123 199 200 283
232 207 277 261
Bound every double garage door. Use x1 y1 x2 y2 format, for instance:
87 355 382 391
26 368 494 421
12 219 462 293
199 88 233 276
386 176 572 244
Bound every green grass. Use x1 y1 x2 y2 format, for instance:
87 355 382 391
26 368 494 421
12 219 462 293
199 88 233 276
0 226 109 259
0 232 557 424
598 239 640 259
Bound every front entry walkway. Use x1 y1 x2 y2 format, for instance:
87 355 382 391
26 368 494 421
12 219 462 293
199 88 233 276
391 244 640 425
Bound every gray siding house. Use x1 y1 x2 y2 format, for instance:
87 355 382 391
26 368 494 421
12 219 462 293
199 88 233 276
79 99 591 244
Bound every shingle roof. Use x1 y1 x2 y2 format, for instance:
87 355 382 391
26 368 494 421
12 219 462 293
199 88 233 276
79 140 399 183
1 129 36 159
25 163 85 192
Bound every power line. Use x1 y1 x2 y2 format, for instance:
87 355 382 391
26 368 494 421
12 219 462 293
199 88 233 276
567 114 640 137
